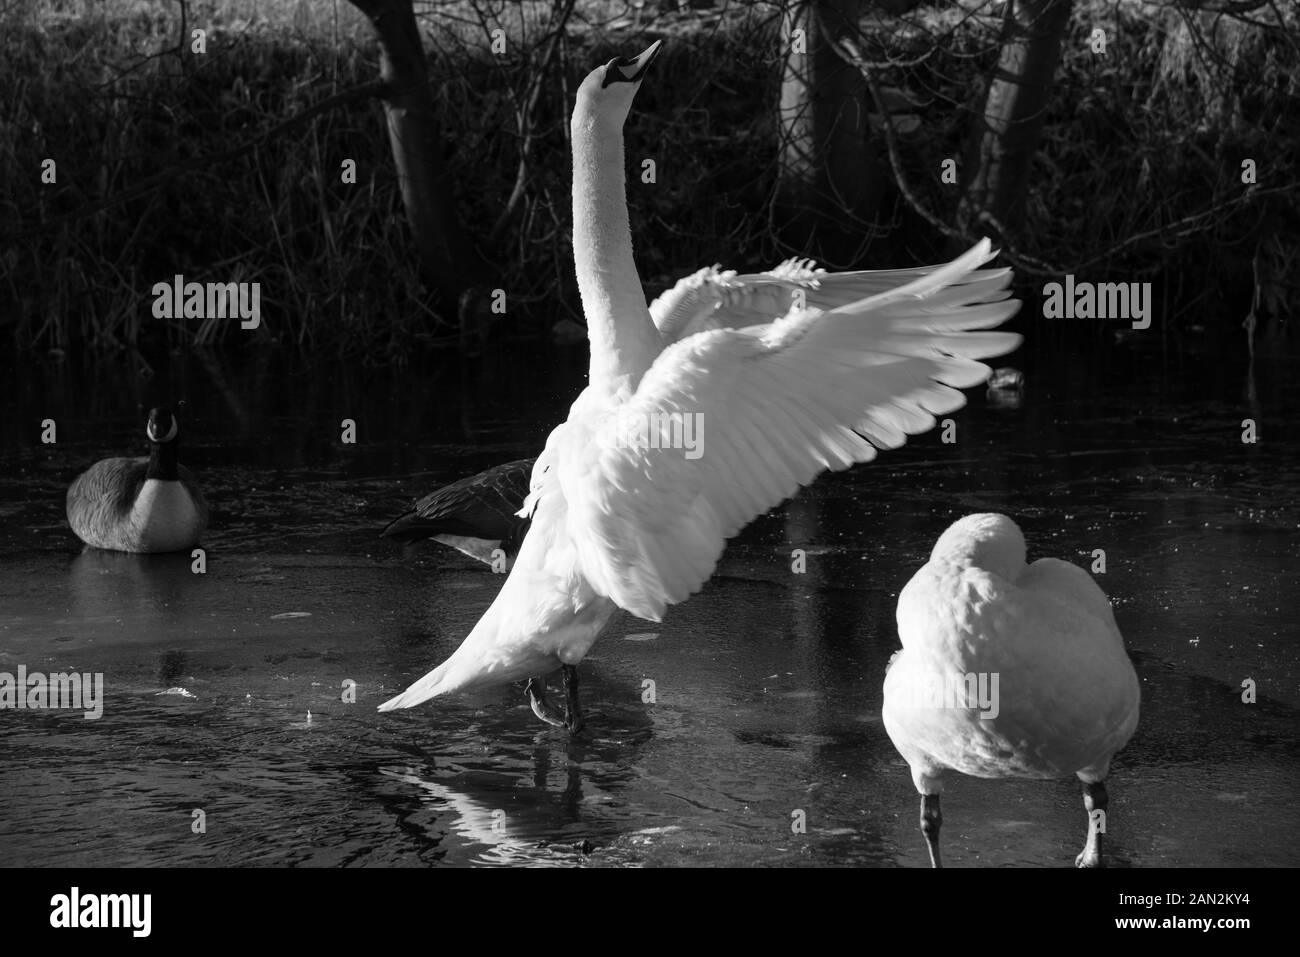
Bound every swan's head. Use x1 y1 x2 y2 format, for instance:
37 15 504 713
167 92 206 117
517 434 564 520
528 455 553 493
931 513 1025 581
145 407 179 444
574 39 662 129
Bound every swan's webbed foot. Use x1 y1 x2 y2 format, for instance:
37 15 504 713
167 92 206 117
921 793 943 868
1075 779 1109 868
526 676 568 729
526 666 585 734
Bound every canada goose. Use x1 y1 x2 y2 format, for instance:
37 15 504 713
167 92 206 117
381 458 535 567
66 407 208 553
379 40 1021 732
883 514 1140 867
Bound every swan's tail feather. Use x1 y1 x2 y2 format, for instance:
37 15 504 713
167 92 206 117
378 662 455 712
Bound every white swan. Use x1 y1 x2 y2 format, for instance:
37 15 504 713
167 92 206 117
66 407 208 553
882 514 1141 867
379 41 1023 731
380 261 1013 565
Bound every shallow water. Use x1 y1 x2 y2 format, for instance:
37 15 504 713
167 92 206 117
1 335 1298 867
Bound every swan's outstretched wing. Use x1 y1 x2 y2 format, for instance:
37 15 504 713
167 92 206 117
649 254 1013 344
565 240 1021 621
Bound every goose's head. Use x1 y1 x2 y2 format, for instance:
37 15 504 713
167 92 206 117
931 513 1025 581
145 407 180 445
574 39 662 129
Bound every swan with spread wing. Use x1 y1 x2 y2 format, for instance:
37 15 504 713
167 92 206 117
379 40 1022 731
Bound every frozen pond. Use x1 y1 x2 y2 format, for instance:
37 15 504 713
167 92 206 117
1 339 1297 867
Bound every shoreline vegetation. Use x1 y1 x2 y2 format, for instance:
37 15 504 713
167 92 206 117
1 0 1296 361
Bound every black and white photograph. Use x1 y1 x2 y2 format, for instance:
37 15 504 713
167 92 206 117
0 0 1295 920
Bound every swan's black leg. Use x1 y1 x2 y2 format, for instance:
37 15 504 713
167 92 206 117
1076 780 1109 868
526 675 568 729
920 793 943 868
561 664 585 734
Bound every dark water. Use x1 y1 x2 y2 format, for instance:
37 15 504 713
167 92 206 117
1 330 1298 867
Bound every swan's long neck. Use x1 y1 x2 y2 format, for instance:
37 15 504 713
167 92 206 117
571 102 659 394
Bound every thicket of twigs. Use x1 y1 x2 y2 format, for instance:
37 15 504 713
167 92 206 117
1 0 1295 360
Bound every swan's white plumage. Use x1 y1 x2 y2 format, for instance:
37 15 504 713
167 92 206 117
569 42 663 395
649 259 1015 344
562 241 1019 622
882 514 1140 793
378 45 1023 714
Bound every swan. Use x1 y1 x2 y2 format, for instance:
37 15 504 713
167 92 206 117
882 514 1141 867
66 407 209 553
382 273 1013 567
382 458 535 568
378 40 1023 731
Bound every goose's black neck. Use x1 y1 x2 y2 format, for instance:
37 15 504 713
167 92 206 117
146 440 179 480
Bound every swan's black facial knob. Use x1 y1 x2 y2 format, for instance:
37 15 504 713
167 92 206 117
601 39 663 88
146 407 179 444
600 58 625 88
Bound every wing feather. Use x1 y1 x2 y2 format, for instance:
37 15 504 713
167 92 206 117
567 241 1021 620
649 251 1017 342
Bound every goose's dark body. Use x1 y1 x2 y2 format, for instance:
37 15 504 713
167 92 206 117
382 458 534 566
65 408 208 554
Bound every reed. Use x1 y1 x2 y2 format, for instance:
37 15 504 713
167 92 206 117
1 0 1294 360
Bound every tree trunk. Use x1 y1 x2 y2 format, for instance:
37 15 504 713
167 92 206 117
955 0 1074 249
347 0 485 307
776 0 883 266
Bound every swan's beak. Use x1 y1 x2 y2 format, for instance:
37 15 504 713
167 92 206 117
602 39 662 88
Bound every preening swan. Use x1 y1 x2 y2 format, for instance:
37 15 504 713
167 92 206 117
382 458 535 568
66 407 209 553
882 514 1141 867
379 41 1023 731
